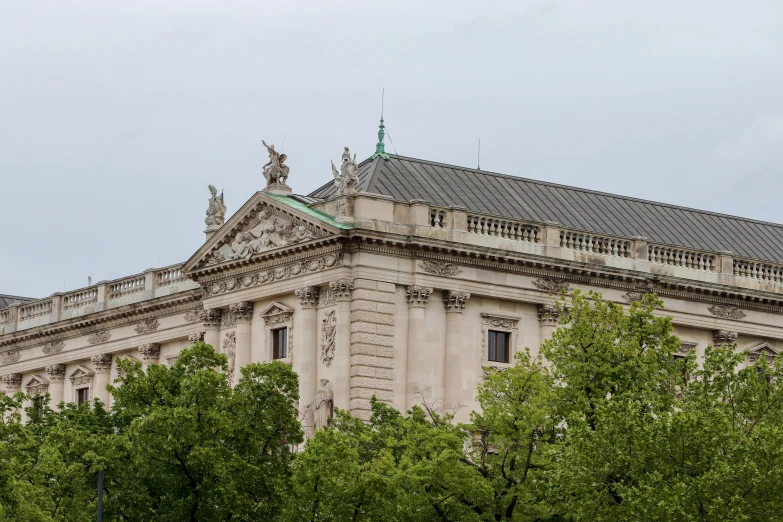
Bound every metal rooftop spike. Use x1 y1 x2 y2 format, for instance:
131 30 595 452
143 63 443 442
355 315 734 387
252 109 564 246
370 118 390 160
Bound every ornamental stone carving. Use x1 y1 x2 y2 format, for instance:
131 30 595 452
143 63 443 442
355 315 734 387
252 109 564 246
87 330 111 345
537 304 560 327
262 139 291 191
0 350 20 365
223 332 237 385
134 318 159 334
184 310 201 323
295 286 320 309
406 285 432 307
139 343 161 363
46 364 67 382
229 301 255 323
321 310 336 367
319 288 336 307
622 291 646 303
42 340 65 355
26 376 49 396
713 330 738 346
199 308 223 328
3 373 22 392
331 146 359 196
222 312 237 328
188 332 206 344
746 343 778 363
533 278 570 294
205 184 226 229
91 353 113 373
707 305 746 320
226 213 315 260
677 341 697 357
443 290 471 313
421 260 461 277
314 379 334 430
329 279 354 301
69 366 94 387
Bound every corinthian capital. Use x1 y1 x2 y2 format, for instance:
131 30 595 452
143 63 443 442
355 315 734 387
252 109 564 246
443 290 471 313
329 279 354 301
188 332 205 344
537 304 559 327
406 285 432 307
2 373 22 392
199 308 223 329
46 363 67 383
713 330 738 346
229 301 255 323
91 353 113 374
295 286 320 309
138 343 161 363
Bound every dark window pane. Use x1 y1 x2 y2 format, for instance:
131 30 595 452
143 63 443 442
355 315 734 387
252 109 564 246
77 388 90 405
273 328 288 359
488 330 511 363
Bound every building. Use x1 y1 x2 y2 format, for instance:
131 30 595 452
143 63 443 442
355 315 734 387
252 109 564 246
2 124 782 426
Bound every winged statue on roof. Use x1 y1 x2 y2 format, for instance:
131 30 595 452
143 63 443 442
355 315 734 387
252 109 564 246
331 146 359 196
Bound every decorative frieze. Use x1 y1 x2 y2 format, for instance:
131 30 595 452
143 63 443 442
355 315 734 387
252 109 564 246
3 373 22 392
406 285 432 307
321 310 336 367
229 301 255 323
202 252 343 297
0 350 20 365
707 305 746 320
91 353 113 373
443 290 471 313
223 332 237 384
42 340 65 355
46 364 67 382
134 318 160 334
139 343 161 363
533 278 570 294
713 330 738 346
329 279 354 301
188 332 205 344
87 330 111 345
421 260 461 277
295 286 320 309
537 304 560 327
199 308 223 328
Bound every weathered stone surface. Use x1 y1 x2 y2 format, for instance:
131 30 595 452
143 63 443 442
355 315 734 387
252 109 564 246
351 388 393 401
350 332 394 347
375 324 395 336
377 282 396 293
351 279 377 290
350 311 395 325
350 344 377 356
351 377 394 390
376 303 396 314
350 300 376 312
376 346 395 358
350 322 376 334
350 354 394 368
352 289 395 303
350 366 376 377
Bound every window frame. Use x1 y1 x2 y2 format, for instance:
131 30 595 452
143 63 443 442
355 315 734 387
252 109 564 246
487 330 511 364
272 327 289 360
76 387 90 406
480 313 520 370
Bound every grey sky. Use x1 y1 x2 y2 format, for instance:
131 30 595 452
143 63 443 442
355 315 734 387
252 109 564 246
2 0 782 298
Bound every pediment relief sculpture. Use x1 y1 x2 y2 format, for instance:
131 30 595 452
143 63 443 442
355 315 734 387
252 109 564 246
70 365 95 387
25 375 50 396
259 302 294 327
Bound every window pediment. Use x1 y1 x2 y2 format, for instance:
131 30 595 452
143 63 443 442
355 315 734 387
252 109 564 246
25 374 50 395
69 365 95 386
260 302 294 327
747 342 778 363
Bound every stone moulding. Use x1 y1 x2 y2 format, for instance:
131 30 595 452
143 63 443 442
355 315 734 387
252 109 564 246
707 305 746 320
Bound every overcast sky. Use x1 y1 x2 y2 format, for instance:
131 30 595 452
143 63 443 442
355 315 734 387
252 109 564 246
2 0 782 298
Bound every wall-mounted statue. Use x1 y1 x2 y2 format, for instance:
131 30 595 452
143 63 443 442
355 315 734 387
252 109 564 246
314 379 334 430
331 146 359 196
262 140 290 192
226 210 315 260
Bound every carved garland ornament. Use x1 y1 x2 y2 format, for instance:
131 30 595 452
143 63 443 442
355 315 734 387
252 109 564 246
42 340 65 355
321 310 336 367
134 318 160 334
0 350 21 365
87 330 111 345
203 252 343 297
223 332 237 385
533 278 570 294
421 260 462 277
707 305 746 320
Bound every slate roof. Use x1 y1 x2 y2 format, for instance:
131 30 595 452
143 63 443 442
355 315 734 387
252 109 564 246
309 155 783 263
0 294 35 310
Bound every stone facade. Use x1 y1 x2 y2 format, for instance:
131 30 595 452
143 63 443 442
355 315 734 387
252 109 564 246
3 148 783 427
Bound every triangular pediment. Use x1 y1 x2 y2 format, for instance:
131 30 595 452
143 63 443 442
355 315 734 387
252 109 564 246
184 192 350 273
748 343 778 357
259 301 294 317
25 375 49 388
69 365 94 380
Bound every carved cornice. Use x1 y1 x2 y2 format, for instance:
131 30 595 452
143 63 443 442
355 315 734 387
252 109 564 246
188 332 205 344
3 373 22 390
707 305 746 320
199 308 223 329
329 279 354 301
134 318 160 334
138 343 161 363
295 286 320 309
406 285 432 307
46 363 66 382
229 301 255 323
713 330 738 346
443 290 471 313
537 304 560 327
91 353 113 373
0 350 20 365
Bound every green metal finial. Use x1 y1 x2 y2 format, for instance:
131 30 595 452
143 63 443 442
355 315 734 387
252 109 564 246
371 117 390 160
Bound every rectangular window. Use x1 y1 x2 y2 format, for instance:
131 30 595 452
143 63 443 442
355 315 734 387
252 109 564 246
488 330 510 363
76 388 90 406
272 328 288 360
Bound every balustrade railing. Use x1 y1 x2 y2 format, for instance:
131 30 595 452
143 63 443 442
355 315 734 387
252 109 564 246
560 231 630 257
108 275 146 300
648 245 714 271
18 300 52 321
157 266 187 287
0 310 10 325
467 215 539 242
733 258 783 282
63 288 98 310
430 208 446 228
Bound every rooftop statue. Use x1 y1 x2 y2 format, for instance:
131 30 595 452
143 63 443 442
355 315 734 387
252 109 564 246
205 185 226 229
262 140 290 191
331 146 359 196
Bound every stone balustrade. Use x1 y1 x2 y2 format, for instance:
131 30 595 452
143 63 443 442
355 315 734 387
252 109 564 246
560 230 630 257
648 245 715 271
3 264 198 334
733 258 783 282
467 214 540 243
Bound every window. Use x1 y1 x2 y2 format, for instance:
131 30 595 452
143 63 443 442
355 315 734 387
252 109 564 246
488 330 510 363
76 388 90 406
272 328 288 359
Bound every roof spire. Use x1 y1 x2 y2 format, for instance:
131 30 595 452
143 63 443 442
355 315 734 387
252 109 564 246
371 88 390 160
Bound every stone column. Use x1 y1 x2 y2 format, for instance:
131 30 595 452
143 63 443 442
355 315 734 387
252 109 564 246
229 301 254 386
443 290 470 416
294 286 320 416
405 285 432 410
538 304 559 341
330 279 354 412
45 364 66 409
139 343 161 368
199 308 223 351
91 354 113 407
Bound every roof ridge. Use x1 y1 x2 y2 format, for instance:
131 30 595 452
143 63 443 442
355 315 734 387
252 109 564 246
387 154 783 232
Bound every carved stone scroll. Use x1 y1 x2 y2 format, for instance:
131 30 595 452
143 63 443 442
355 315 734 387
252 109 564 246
229 301 255 323
200 308 223 328
329 279 354 301
3 373 22 392
46 364 66 382
713 330 738 346
91 353 113 373
139 343 161 364
537 304 559 327
188 332 206 344
295 286 320 309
